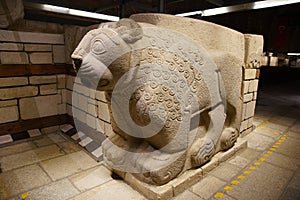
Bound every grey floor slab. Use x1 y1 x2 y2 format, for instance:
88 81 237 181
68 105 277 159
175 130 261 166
172 190 203 200
0 142 36 157
24 179 80 200
226 162 294 200
40 151 99 181
211 163 242 182
70 180 146 200
190 175 226 199
0 164 51 199
0 144 64 172
69 165 112 192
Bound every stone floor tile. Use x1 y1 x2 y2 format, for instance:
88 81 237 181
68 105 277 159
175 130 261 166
47 132 66 143
262 122 289 132
228 156 251 169
0 164 51 199
211 163 241 182
172 190 203 200
25 179 80 200
32 136 54 147
71 180 146 200
287 130 300 139
290 122 300 133
226 162 293 200
265 151 299 171
279 168 300 200
0 145 64 172
236 148 260 161
252 128 282 140
269 116 297 127
69 165 112 191
0 142 36 157
275 138 300 160
40 151 99 181
190 175 226 199
244 132 276 151
56 141 81 154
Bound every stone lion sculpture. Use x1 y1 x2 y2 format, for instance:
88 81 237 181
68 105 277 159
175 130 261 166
71 14 243 185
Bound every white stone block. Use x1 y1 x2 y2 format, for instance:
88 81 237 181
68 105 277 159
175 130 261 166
0 43 23 51
244 34 264 68
57 74 66 89
244 69 257 80
71 131 85 141
66 89 73 105
0 135 13 145
88 103 97 117
73 107 86 123
73 93 88 112
0 52 29 64
91 146 103 158
73 83 90 96
253 92 257 100
19 95 60 120
29 75 56 84
79 137 92 147
24 44 51 52
60 124 73 133
0 106 18 123
0 77 28 87
0 100 17 107
248 79 259 93
40 84 57 95
243 81 250 94
245 101 256 119
28 129 42 137
89 88 96 99
29 52 52 64
0 29 64 44
58 103 67 114
98 101 110 122
61 89 67 103
0 86 38 100
86 114 96 129
95 91 106 102
67 104 73 116
243 93 253 103
66 75 75 90
96 119 105 133
53 45 66 63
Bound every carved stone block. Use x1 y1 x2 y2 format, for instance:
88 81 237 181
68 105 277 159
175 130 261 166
71 13 263 186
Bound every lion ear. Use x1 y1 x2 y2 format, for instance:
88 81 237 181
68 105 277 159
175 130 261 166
114 18 143 44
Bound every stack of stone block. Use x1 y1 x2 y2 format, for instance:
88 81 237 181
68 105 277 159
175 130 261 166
240 34 264 136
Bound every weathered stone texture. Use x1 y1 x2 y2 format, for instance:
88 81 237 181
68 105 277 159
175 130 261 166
40 84 57 95
0 99 17 107
0 86 38 100
53 45 66 63
20 95 60 119
24 44 52 52
0 0 24 28
0 77 28 87
0 30 64 44
0 42 23 51
244 68 257 80
244 34 264 68
0 106 18 123
0 51 28 64
29 52 53 64
57 74 66 89
30 75 57 84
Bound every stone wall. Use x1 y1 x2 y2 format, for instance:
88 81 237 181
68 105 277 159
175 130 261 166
0 30 67 130
240 34 263 136
65 75 114 137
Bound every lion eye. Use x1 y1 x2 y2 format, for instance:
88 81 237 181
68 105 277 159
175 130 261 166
92 40 106 55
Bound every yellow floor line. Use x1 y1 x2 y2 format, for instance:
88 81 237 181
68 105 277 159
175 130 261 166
214 131 288 199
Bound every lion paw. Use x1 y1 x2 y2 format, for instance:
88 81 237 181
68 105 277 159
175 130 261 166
220 127 239 150
192 137 215 167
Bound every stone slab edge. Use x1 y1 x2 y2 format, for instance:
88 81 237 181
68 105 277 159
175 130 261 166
119 138 247 200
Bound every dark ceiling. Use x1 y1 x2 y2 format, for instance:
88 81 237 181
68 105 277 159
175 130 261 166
23 0 300 52
24 0 260 25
